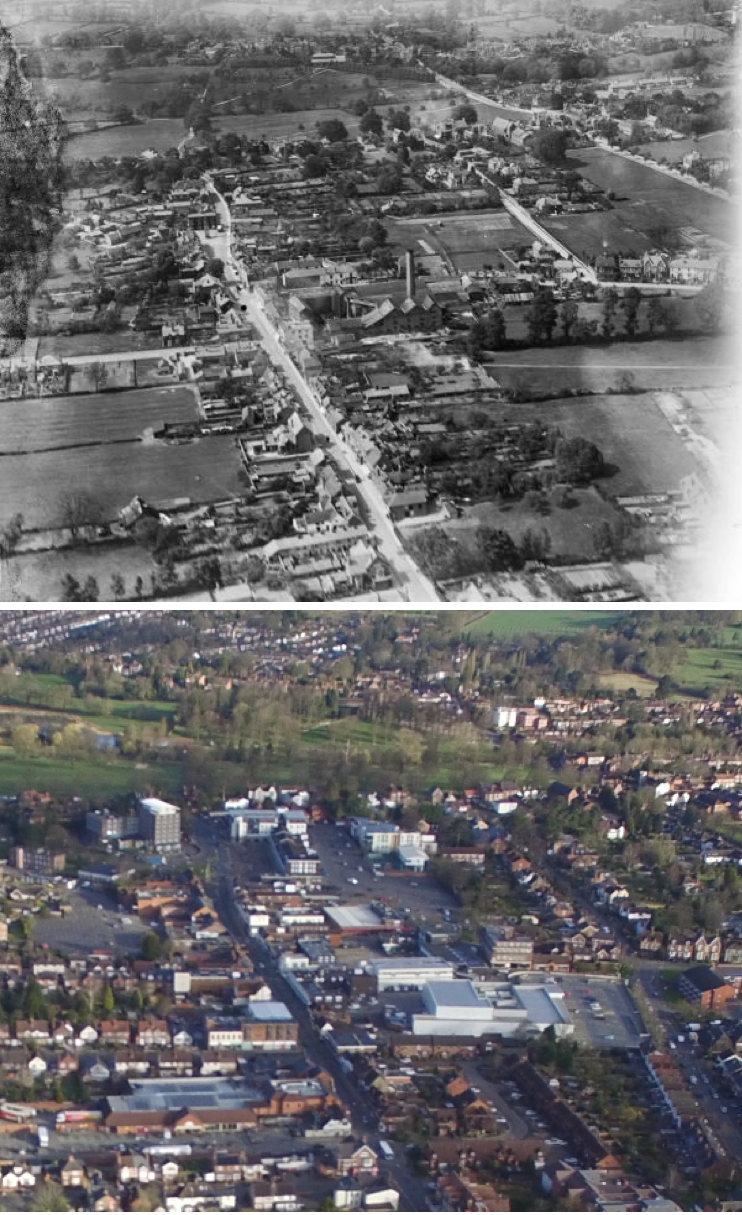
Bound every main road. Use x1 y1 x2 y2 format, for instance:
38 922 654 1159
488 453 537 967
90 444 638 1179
211 840 433 1213
204 176 440 603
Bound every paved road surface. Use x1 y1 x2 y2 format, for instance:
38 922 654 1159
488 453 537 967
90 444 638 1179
205 177 440 604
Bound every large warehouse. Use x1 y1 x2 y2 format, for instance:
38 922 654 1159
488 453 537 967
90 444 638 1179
411 979 573 1039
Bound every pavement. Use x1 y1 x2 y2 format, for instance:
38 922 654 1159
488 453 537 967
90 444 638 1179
203 176 440 604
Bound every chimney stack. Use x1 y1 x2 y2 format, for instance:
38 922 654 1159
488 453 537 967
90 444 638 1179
405 248 416 299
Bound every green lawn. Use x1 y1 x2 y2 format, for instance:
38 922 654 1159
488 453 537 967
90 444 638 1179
0 753 183 800
461 609 626 639
672 647 742 694
0 672 176 728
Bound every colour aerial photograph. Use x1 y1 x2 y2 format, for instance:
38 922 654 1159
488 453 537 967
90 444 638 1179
0 609 735 1211
0 0 738 602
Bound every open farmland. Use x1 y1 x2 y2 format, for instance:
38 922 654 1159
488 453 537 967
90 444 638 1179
507 393 699 498
63 119 186 161
0 386 199 454
564 147 735 245
0 428 245 530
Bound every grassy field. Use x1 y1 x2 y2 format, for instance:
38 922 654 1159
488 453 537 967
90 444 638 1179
638 131 735 167
0 431 245 530
0 386 198 455
460 609 625 638
506 393 699 498
672 647 742 693
0 672 175 722
566 147 736 245
63 119 186 161
0 752 182 800
595 670 659 696
544 209 658 259
215 108 361 141
489 337 735 398
463 484 628 564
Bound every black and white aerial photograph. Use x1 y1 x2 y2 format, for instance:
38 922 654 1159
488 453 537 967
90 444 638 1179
0 0 738 603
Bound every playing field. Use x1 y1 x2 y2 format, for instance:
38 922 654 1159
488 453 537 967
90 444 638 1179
0 386 199 454
565 147 735 245
461 609 625 638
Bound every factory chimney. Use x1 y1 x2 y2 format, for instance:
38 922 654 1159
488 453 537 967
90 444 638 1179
405 248 416 299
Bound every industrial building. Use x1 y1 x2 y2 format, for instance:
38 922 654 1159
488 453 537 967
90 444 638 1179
411 979 573 1039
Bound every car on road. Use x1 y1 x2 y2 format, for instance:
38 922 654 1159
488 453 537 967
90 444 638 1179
347 878 359 885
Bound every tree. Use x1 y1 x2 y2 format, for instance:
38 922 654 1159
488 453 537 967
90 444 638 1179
359 109 383 138
560 298 578 341
11 723 40 758
480 527 523 572
135 576 144 600
601 287 619 339
453 102 478 124
622 286 642 337
527 288 558 344
206 257 224 279
386 108 411 132
81 576 99 601
111 573 126 600
33 1182 71 1212
0 512 23 558
316 118 348 143
694 279 725 334
555 436 605 485
646 295 665 336
531 128 568 164
61 573 82 601
376 165 403 195
103 985 115 1013
61 492 103 542
141 932 162 962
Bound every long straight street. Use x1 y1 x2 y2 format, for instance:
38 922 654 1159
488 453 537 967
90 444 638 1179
205 177 440 603
211 842 432 1213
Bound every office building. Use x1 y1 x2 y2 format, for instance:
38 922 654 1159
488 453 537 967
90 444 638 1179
138 798 181 851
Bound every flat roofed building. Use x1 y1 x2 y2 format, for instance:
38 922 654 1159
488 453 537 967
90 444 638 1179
373 957 454 992
397 843 428 871
138 798 181 851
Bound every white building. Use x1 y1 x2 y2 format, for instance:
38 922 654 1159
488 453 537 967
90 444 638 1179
397 844 428 871
411 979 573 1039
373 957 455 992
494 707 518 729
